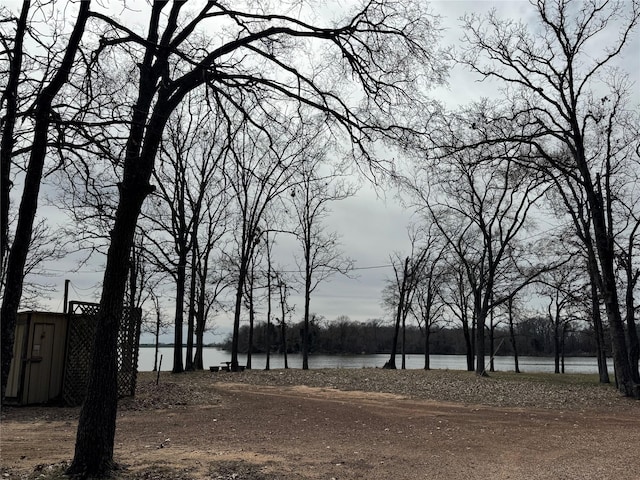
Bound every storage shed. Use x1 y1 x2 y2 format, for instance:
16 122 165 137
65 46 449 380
5 301 141 406
6 311 68 404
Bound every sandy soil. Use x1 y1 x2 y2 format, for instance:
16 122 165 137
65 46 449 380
1 369 638 479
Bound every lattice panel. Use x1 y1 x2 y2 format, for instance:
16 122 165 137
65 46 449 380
63 302 141 406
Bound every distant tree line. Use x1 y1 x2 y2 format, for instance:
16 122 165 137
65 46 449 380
221 316 605 360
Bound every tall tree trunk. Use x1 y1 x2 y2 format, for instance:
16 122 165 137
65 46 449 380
561 324 566 374
302 241 312 370
69 160 155 475
1 1 89 401
186 244 198 371
474 292 487 376
193 277 206 370
586 250 609 383
598 250 635 395
582 152 636 396
461 314 474 371
489 308 495 373
625 272 640 384
385 257 409 370
401 312 406 370
423 327 431 370
265 263 272 371
70 1 178 467
278 281 289 369
0 1 29 269
385 307 401 369
302 275 311 370
247 286 254 370
172 260 186 373
153 303 161 372
507 298 520 374
231 256 249 371
553 314 561 374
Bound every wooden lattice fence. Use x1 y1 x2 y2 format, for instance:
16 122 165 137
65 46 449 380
62 301 141 406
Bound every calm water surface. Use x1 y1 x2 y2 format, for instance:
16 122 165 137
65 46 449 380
137 346 611 374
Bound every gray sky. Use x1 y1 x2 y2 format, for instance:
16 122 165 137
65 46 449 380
14 0 639 342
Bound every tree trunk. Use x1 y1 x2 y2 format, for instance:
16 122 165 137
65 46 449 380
1 1 29 270
625 274 640 384
474 292 487 376
247 287 255 370
69 1 181 465
193 324 204 370
507 298 520 374
265 264 272 371
231 256 249 371
302 240 312 370
554 315 561 374
489 311 495 373
582 151 636 396
302 276 311 370
1 1 90 402
69 162 154 475
193 278 206 370
385 257 409 370
172 260 186 373
401 312 406 370
186 245 198 371
281 320 288 369
599 253 635 395
385 307 401 369
561 325 566 374
587 259 610 383
423 327 431 370
461 314 474 371
279 281 289 369
153 305 161 372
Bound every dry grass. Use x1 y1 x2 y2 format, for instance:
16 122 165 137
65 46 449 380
134 367 636 412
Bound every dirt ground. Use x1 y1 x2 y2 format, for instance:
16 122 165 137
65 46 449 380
1 370 639 479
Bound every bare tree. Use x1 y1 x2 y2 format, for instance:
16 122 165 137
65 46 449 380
440 257 475 371
289 148 356 369
225 118 306 371
410 229 448 370
505 296 521 373
192 202 230 371
611 113 640 384
411 137 548 375
263 231 276 370
537 257 585 373
382 229 431 369
0 2 29 267
140 95 228 373
542 171 612 382
275 271 295 369
61 1 446 473
4 219 66 309
1 1 91 401
459 0 640 396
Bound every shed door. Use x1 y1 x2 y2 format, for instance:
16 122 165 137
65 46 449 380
26 323 55 404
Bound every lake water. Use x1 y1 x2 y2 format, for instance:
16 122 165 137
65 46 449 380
137 346 612 374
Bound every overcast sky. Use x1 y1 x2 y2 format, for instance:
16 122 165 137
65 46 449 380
15 0 639 342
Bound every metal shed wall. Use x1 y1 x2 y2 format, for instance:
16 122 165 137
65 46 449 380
5 312 68 404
